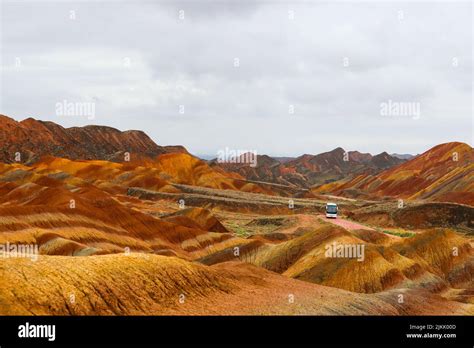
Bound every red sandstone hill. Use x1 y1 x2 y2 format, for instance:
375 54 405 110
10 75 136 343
0 115 273 196
0 115 169 163
314 142 474 205
211 147 405 188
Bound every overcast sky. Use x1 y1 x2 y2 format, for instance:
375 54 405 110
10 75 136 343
1 0 472 156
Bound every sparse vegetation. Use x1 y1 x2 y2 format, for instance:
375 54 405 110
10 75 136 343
224 222 250 237
381 229 415 238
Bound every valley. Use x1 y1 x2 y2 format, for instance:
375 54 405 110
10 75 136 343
0 115 472 316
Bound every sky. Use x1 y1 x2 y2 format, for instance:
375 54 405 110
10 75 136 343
0 0 472 157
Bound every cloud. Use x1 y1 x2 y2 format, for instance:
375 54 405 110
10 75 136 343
0 1 472 156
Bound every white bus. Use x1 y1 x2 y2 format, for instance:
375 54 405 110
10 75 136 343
325 203 338 218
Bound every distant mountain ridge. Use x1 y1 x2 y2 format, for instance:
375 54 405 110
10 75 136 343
211 147 406 188
2 115 469 205
0 115 170 164
314 142 474 205
0 115 275 196
0 114 408 189
391 153 416 160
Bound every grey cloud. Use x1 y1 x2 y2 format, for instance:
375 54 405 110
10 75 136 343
0 1 472 156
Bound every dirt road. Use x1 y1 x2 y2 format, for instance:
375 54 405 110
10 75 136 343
277 214 374 234
318 215 375 231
